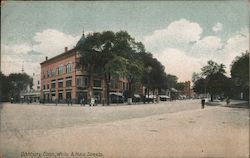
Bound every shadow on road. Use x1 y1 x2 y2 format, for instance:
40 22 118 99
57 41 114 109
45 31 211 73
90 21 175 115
224 103 249 109
205 100 249 109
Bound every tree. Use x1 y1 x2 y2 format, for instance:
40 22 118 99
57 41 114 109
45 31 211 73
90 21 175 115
193 60 230 101
193 78 206 94
230 51 249 100
201 60 226 77
206 72 232 100
76 31 145 105
166 74 178 89
138 51 169 102
192 72 201 83
76 32 103 104
176 82 186 91
96 31 116 105
0 72 11 102
101 31 145 105
8 73 33 102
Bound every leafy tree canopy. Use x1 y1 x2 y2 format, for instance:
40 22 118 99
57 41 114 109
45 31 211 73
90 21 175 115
193 60 230 101
176 82 186 91
201 60 226 77
0 72 11 102
230 51 249 88
0 72 33 102
230 51 249 100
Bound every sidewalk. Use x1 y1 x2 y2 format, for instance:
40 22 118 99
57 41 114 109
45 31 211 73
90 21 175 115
206 99 249 107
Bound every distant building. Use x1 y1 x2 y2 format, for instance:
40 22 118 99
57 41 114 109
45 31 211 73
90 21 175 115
179 81 191 99
20 73 41 103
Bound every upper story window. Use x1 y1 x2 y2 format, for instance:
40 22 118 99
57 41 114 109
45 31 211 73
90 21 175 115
76 76 88 87
51 69 57 77
110 80 118 89
66 63 73 73
42 71 46 79
76 62 82 71
47 69 51 78
58 66 64 75
93 79 102 88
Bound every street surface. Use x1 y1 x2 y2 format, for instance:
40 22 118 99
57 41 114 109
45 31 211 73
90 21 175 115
0 100 249 158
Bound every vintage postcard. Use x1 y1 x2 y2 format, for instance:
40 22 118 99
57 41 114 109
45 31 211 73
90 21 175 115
0 1 249 158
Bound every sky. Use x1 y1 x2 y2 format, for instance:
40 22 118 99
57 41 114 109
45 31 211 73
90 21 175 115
1 1 249 82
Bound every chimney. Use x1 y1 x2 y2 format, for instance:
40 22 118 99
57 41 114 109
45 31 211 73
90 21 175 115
65 47 68 52
45 56 48 61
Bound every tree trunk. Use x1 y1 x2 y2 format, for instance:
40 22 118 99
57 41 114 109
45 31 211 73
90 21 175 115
147 88 150 103
105 73 111 106
143 88 147 104
127 81 133 105
153 89 155 103
157 88 160 103
210 94 213 102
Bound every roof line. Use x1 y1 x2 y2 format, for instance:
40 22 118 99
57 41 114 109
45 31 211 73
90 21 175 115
40 48 77 65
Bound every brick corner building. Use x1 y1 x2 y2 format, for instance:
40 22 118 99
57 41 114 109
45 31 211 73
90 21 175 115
40 33 141 104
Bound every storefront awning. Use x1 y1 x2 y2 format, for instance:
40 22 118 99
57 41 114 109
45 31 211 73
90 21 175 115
134 94 140 98
109 92 123 96
146 95 156 99
159 95 170 99
171 88 178 92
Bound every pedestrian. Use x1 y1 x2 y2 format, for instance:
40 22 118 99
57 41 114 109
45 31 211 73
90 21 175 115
94 97 98 106
80 98 85 106
90 98 95 106
201 98 205 109
70 99 73 106
67 98 70 106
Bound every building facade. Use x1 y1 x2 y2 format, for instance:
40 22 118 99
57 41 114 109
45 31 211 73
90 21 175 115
40 33 135 104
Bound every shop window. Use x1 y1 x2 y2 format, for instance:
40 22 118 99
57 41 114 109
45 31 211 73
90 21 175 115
51 80 56 89
66 80 72 87
58 79 63 88
58 92 63 100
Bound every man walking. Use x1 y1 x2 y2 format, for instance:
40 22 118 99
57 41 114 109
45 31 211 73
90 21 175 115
201 98 205 109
